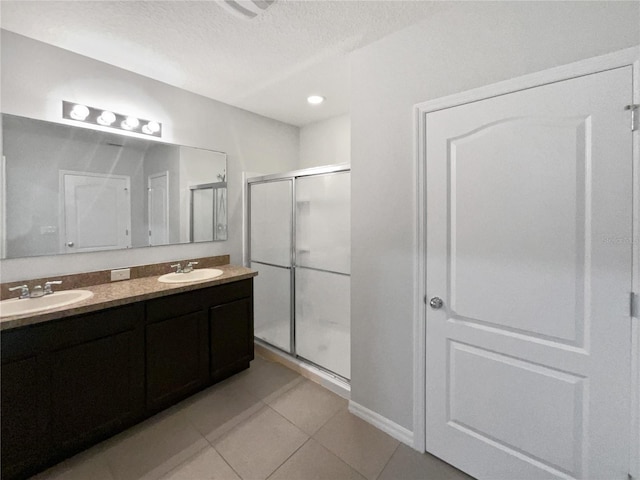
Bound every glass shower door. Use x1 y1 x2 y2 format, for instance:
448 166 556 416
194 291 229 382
295 171 350 378
249 179 293 353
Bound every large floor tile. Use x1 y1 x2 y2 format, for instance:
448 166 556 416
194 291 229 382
180 377 264 441
158 446 240 480
228 357 302 400
103 410 208 480
268 438 365 480
378 444 475 480
266 380 346 435
214 406 308 480
314 409 399 480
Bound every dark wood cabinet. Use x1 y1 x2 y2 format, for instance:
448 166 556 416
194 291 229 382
0 278 253 480
1 356 42 479
146 310 209 410
1 303 145 480
210 297 254 381
49 328 144 450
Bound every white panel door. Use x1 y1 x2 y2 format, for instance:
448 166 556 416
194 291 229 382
62 172 131 253
425 67 633 480
148 172 169 246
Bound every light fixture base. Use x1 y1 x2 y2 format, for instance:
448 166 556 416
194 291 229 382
62 101 162 138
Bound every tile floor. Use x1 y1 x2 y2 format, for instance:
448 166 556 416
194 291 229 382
32 355 473 480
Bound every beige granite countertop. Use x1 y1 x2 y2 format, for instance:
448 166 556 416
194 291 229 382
0 264 257 331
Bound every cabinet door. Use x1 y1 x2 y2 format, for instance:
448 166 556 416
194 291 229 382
1 356 43 479
210 297 254 381
49 328 144 451
146 311 209 410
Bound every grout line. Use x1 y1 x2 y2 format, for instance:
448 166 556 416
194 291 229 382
374 442 401 480
211 443 244 480
264 402 310 437
153 443 210 480
310 403 347 439
264 437 312 480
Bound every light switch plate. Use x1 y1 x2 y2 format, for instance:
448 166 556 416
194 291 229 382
111 268 131 282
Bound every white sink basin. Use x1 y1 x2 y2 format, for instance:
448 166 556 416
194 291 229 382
0 290 94 318
158 268 224 284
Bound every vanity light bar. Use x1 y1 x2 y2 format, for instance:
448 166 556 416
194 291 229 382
62 101 162 138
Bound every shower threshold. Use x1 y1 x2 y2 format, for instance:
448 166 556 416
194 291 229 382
254 339 351 400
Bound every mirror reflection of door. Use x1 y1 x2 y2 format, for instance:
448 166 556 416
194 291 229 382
61 171 131 253
148 171 169 246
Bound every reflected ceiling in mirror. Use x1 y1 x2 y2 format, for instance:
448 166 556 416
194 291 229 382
0 114 227 260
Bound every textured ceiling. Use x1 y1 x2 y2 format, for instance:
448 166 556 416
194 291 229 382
0 0 441 126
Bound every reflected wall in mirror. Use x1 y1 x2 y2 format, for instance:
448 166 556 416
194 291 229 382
0 114 227 260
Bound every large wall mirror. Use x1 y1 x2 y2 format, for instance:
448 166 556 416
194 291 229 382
0 114 227 260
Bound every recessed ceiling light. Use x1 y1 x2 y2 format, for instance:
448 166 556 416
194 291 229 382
307 95 325 105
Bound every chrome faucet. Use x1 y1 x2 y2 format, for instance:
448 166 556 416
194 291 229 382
8 280 63 299
30 285 45 298
8 285 30 299
170 263 184 273
183 261 198 273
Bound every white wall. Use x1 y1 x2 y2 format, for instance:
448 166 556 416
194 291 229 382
299 114 350 169
0 30 299 281
350 1 640 433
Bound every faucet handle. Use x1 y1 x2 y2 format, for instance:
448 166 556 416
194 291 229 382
170 263 183 273
8 285 30 299
44 280 63 295
184 261 199 273
186 261 198 270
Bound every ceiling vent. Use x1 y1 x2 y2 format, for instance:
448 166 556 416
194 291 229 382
219 0 276 20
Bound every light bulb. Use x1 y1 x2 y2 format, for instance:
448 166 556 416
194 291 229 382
307 95 325 105
70 104 90 121
122 116 139 130
97 111 116 126
142 121 160 134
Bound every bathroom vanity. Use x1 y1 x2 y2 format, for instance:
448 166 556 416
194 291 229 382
0 264 255 480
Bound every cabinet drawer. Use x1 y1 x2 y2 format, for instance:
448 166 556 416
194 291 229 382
204 279 253 306
1 303 143 361
146 291 207 323
146 280 253 323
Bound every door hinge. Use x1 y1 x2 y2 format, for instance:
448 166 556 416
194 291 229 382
631 292 639 318
626 104 639 131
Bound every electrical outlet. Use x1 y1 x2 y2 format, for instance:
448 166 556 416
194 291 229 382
111 268 131 282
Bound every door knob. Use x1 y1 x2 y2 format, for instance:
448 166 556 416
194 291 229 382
429 297 444 309
67 242 74 247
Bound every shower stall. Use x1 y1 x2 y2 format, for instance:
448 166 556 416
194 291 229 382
247 164 350 381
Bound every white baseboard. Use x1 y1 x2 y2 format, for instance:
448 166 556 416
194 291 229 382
348 400 414 448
